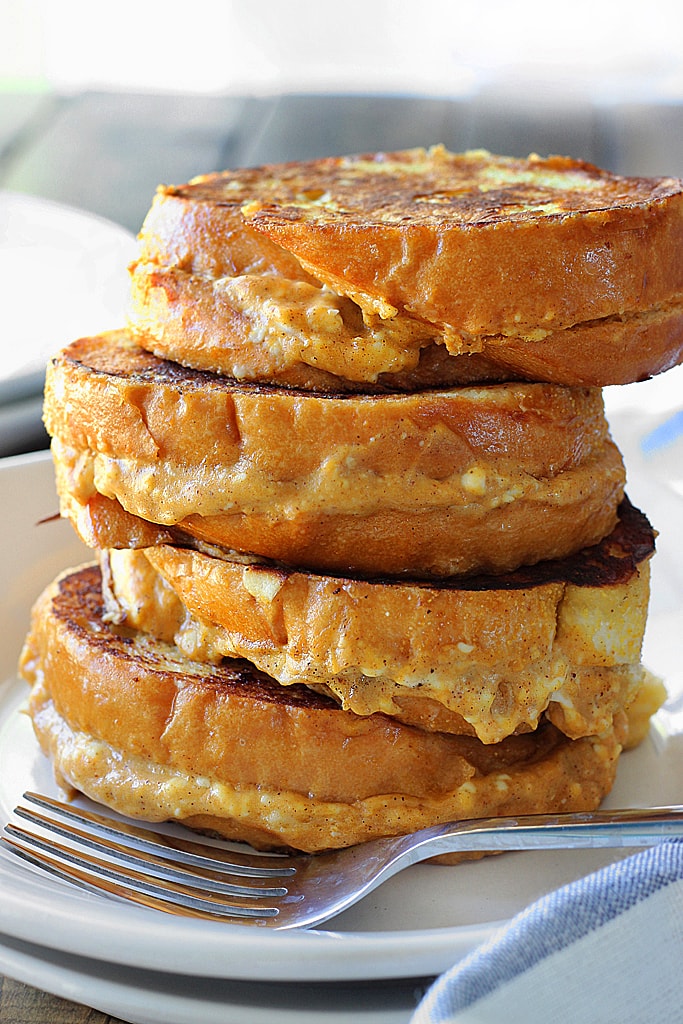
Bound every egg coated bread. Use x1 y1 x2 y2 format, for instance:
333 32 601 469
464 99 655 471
127 147 683 389
44 331 625 578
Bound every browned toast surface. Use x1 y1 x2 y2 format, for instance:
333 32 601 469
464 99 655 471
241 148 683 335
169 147 682 232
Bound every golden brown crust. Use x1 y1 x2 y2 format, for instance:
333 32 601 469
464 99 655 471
241 148 683 335
20 565 628 852
479 303 683 386
145 149 682 328
102 499 654 744
135 173 319 280
44 331 626 577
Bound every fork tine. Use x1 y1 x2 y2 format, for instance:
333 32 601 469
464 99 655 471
2 825 283 921
11 808 288 897
20 792 295 878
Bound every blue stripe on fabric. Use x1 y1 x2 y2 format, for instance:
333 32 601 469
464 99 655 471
425 840 683 1017
640 409 683 455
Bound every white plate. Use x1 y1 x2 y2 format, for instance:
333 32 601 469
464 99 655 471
0 930 427 1024
0 191 136 399
0 191 136 453
0 448 682 991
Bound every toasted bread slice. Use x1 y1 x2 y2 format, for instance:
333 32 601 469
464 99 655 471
241 148 683 335
44 331 625 578
129 147 683 387
101 499 655 745
20 564 647 853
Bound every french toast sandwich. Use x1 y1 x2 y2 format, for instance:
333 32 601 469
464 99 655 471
99 498 655 746
44 330 626 578
20 147 681 855
129 147 683 389
20 562 636 855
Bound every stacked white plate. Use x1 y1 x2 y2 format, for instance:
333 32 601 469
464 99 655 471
0 191 136 456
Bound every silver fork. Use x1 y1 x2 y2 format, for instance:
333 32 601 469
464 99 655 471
4 792 683 930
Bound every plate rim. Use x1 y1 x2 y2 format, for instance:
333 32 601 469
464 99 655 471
0 189 136 405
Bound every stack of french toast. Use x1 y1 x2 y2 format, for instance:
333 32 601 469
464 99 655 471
20 147 683 856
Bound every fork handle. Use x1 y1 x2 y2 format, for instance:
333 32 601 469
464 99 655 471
402 805 683 862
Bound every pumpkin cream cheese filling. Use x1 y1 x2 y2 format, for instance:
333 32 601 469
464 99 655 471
52 434 623 524
130 263 438 381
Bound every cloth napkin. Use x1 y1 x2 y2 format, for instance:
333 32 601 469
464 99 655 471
411 841 683 1024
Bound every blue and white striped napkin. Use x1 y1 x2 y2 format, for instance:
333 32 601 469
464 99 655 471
411 841 683 1023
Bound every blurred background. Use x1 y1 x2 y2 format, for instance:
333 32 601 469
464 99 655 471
3 0 683 230
1 0 683 454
